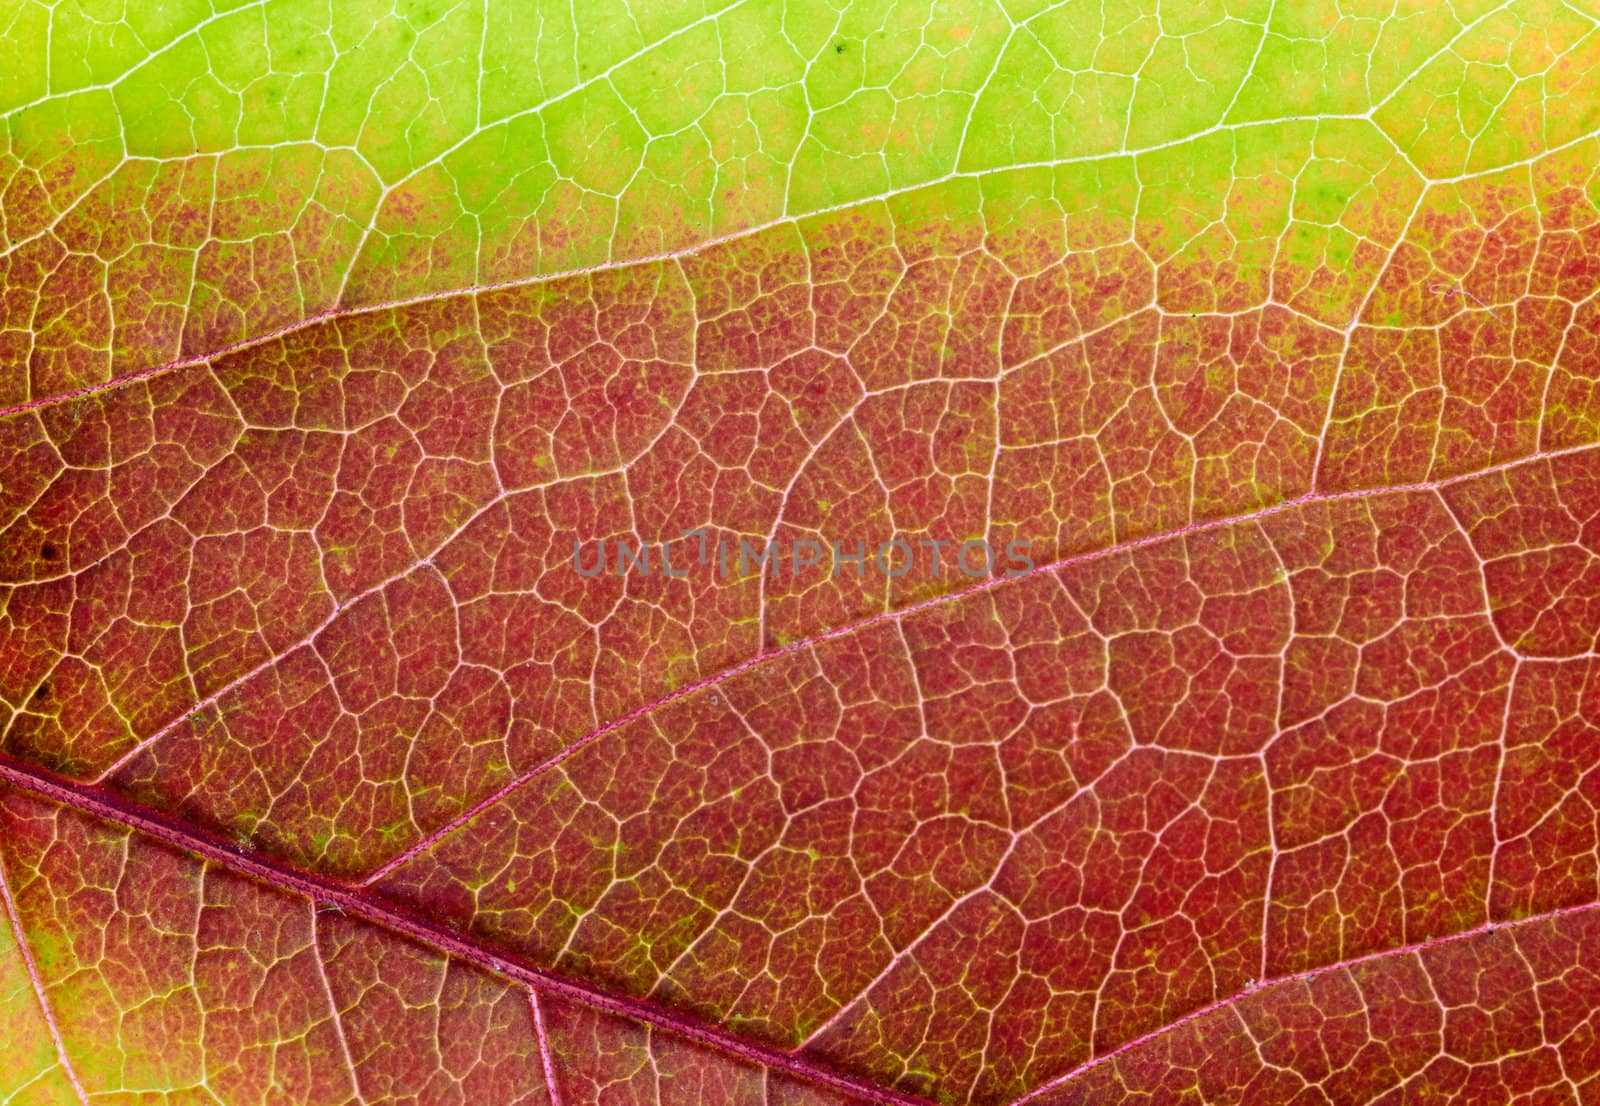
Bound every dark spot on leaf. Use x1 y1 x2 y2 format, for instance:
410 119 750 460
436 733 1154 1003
835 42 847 53
39 543 57 561
34 683 49 700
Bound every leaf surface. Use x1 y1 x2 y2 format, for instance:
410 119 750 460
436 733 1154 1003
3 1 1600 1102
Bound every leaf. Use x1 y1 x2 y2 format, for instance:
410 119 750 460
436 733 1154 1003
3 1 1600 1103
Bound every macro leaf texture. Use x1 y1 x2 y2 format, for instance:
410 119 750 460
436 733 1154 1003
3 0 1600 1103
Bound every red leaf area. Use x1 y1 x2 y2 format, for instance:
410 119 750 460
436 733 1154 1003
3 168 1600 1104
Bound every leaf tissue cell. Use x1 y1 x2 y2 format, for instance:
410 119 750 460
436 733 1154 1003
2 1 1600 1103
